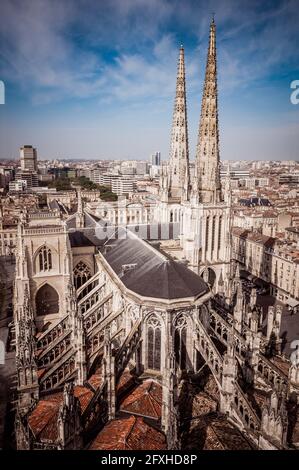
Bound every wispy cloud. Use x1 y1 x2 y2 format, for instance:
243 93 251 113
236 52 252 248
1 0 298 105
0 0 298 160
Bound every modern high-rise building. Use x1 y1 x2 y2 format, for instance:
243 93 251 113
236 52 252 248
112 177 136 195
20 145 37 172
14 170 38 189
150 151 161 166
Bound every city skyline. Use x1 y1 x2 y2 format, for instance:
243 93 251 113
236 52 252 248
0 0 299 161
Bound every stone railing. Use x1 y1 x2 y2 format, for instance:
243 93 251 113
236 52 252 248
76 271 101 299
39 348 76 391
36 315 69 350
24 227 65 236
233 382 261 434
256 355 288 392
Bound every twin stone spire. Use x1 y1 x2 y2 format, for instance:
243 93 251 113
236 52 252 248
168 45 190 202
167 18 221 205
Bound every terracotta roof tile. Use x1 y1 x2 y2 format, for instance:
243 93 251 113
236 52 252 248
28 393 63 441
116 369 137 397
28 385 93 442
183 414 254 450
120 379 162 420
37 368 46 379
74 385 94 414
87 369 103 392
89 415 166 450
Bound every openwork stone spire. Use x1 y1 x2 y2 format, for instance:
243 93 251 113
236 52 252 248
168 45 190 201
195 18 221 204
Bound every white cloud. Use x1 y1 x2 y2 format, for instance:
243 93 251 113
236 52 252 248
0 0 299 160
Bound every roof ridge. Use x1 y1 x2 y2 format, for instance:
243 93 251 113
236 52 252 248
126 227 170 262
124 415 138 448
208 421 226 450
171 260 203 296
147 381 162 413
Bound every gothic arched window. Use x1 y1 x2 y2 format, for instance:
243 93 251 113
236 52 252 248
205 216 210 253
175 315 188 369
36 284 59 315
74 261 92 290
211 216 216 253
218 216 222 252
147 316 161 371
38 246 52 272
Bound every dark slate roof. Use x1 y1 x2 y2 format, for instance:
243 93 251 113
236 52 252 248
67 218 208 300
68 230 95 247
84 211 103 227
66 215 77 229
101 229 208 300
68 228 108 247
48 199 60 210
239 197 271 207
48 199 68 214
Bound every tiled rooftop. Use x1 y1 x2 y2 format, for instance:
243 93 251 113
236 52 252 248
89 415 167 450
28 385 94 442
120 379 162 420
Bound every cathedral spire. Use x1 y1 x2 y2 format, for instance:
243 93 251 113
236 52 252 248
195 18 221 204
168 45 190 201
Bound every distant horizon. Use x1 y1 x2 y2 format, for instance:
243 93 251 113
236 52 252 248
0 0 299 161
0 156 298 164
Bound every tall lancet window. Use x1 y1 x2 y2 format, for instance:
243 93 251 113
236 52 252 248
74 261 92 290
217 216 222 252
38 246 52 271
175 315 188 370
211 216 216 253
205 216 210 253
147 315 161 371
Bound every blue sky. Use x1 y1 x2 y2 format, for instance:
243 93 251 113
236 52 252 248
0 0 298 161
